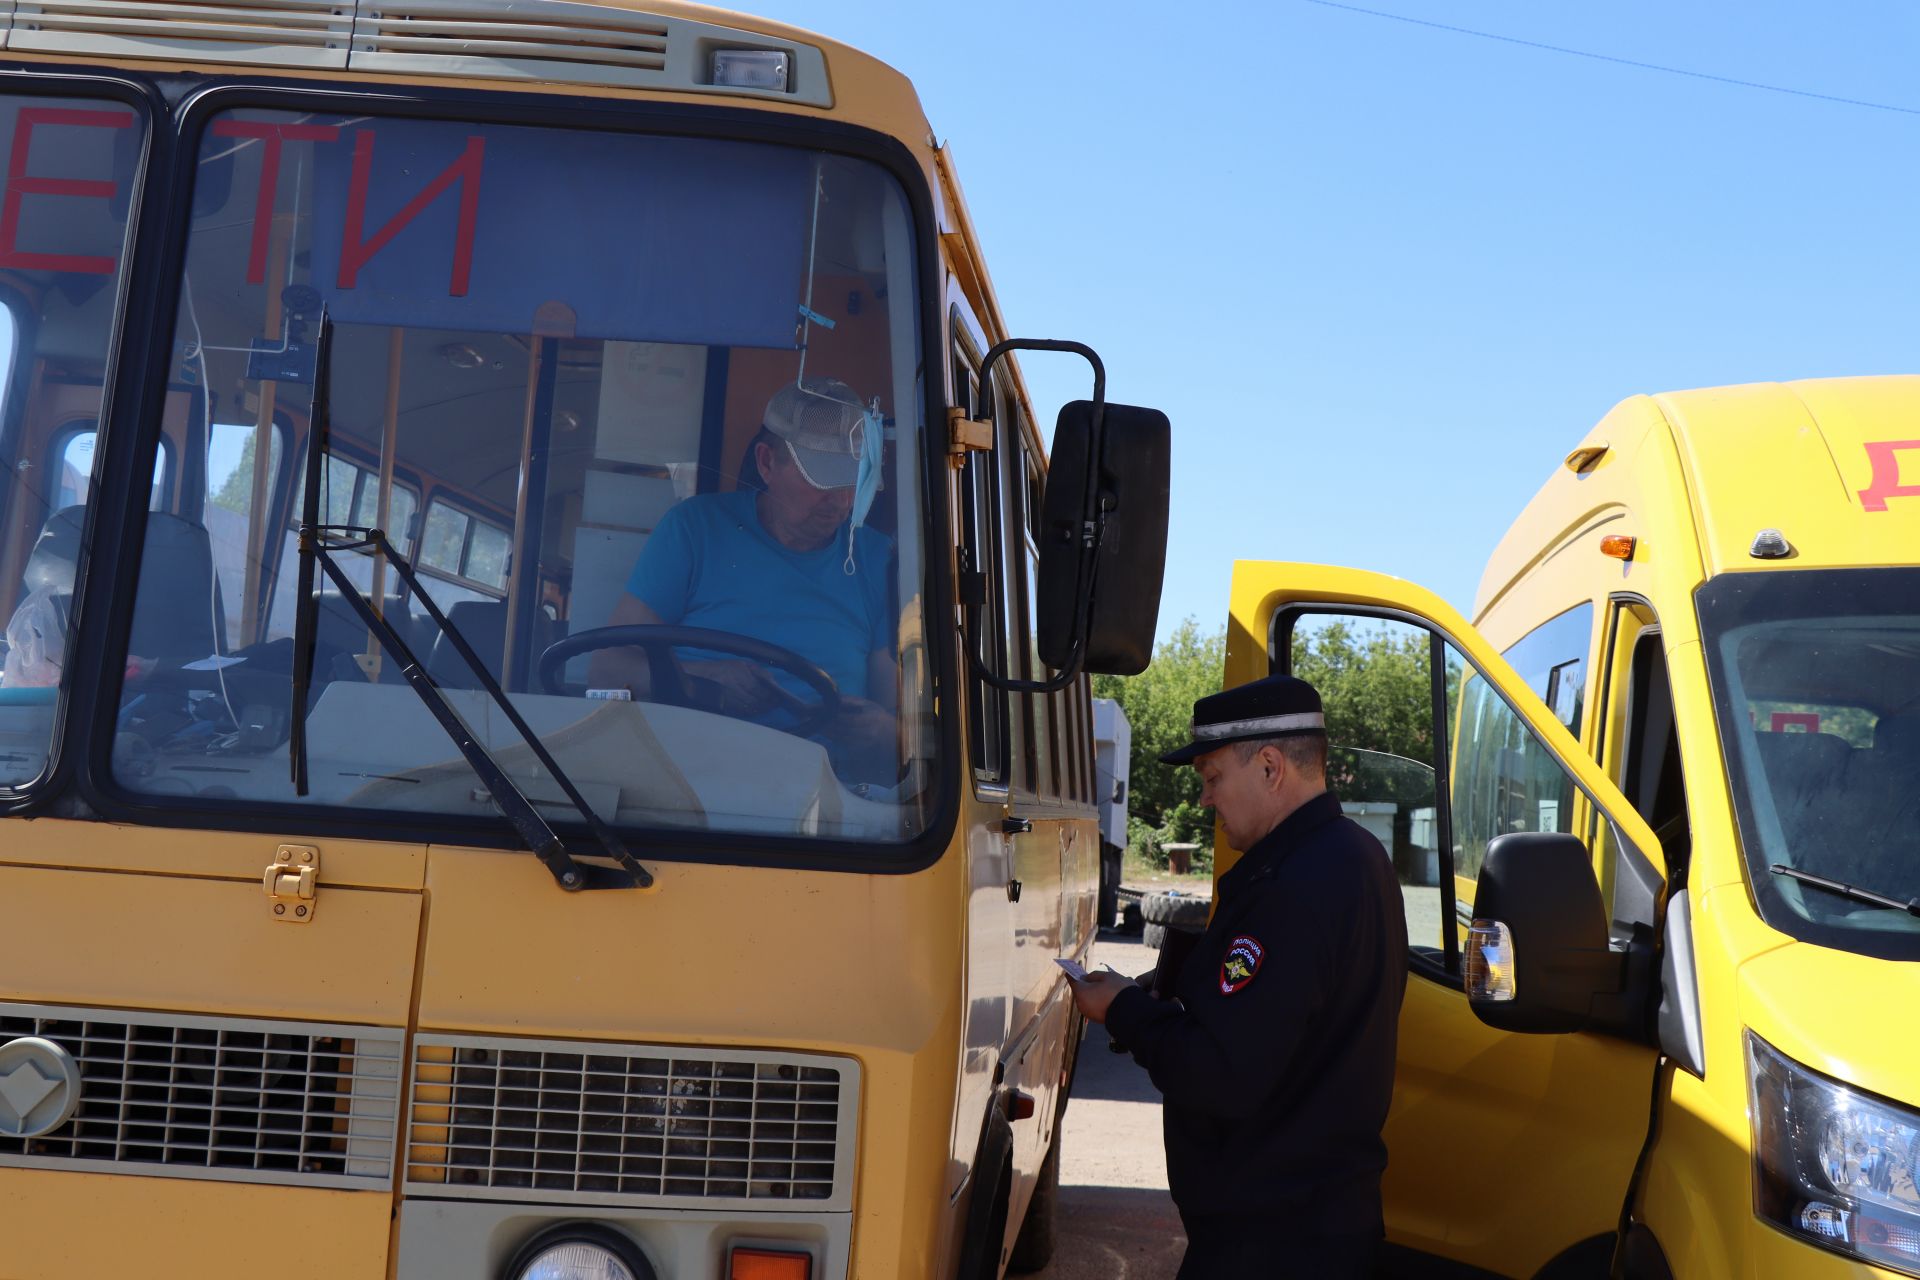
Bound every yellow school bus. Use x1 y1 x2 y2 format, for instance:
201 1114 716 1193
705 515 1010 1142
0 5 1171 1276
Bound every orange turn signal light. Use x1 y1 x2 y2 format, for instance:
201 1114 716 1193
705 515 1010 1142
1600 535 1636 562
730 1247 813 1280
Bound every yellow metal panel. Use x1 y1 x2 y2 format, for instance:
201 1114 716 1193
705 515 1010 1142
1738 939 1920 1111
0 864 421 1023
1379 974 1655 1274
0 1168 392 1278
1473 395 1680 622
1635 879 1792 1280
0 817 425 890
415 845 955 1048
1659 375 1920 576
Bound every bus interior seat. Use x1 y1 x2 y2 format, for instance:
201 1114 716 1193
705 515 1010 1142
1843 712 1920 857
426 600 558 690
1753 730 1854 863
23 506 224 663
313 589 423 683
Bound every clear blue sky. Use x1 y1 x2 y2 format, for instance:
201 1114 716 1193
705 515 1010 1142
751 0 1920 640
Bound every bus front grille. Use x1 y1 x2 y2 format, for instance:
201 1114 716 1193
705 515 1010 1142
0 1003 403 1189
405 1033 858 1211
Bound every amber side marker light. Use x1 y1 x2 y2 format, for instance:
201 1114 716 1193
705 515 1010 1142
1600 535 1637 562
730 1247 812 1280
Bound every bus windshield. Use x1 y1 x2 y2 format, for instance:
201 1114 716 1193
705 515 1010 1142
0 93 147 790
1698 567 1920 959
106 108 935 847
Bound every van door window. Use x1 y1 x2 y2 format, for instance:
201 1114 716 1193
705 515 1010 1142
1278 606 1628 978
1284 613 1456 970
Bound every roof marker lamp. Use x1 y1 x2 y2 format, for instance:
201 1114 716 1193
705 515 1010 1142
504 1224 657 1280
1749 1032 1920 1276
711 48 790 92
1600 534 1637 562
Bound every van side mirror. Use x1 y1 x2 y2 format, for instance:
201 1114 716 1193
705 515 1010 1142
1465 831 1654 1039
1035 400 1170 675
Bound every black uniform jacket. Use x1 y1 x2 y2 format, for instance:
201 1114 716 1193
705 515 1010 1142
1105 791 1408 1234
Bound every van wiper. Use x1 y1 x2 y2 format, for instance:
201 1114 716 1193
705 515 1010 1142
288 314 651 893
1770 864 1919 917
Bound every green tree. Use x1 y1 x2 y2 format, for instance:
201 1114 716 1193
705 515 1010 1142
212 428 281 515
1290 619 1437 806
1093 618 1225 851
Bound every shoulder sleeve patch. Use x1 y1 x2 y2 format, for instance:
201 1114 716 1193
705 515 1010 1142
1219 935 1264 995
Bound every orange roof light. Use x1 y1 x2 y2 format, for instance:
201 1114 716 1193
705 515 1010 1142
730 1247 813 1280
1600 535 1637 562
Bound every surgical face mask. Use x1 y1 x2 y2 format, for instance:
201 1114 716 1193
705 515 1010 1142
845 402 884 574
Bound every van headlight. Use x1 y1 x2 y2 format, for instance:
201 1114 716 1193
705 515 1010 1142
1748 1032 1920 1275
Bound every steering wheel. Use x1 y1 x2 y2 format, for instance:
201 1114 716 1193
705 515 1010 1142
536 624 841 736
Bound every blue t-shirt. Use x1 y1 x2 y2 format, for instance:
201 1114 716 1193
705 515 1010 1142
626 490 894 701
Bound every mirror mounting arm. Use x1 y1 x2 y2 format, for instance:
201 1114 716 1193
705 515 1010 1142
966 339 1108 695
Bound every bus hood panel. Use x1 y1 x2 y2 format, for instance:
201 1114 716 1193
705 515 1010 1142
414 844 961 1053
1737 936 1920 1109
0 1168 392 1278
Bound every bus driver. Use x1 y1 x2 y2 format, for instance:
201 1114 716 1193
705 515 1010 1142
587 376 898 782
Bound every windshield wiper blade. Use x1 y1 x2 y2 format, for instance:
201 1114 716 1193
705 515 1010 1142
1770 864 1920 917
287 315 650 893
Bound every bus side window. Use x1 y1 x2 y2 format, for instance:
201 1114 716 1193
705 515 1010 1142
954 343 1008 787
54 423 171 512
1007 419 1057 799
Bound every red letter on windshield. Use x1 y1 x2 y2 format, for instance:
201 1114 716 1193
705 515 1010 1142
210 120 341 285
1858 440 1920 512
338 130 484 296
0 108 136 275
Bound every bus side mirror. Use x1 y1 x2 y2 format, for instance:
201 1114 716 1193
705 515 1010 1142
1465 831 1627 1035
1035 400 1170 676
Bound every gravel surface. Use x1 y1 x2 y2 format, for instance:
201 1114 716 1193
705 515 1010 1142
1026 931 1187 1280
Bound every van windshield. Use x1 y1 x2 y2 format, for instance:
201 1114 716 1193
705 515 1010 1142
106 108 936 849
1698 568 1920 960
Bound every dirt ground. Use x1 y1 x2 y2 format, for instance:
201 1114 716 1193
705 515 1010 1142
1027 930 1187 1280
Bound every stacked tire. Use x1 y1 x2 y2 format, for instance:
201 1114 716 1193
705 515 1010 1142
1140 891 1210 950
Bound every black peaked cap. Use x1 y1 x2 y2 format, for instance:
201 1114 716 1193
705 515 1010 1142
1159 673 1327 765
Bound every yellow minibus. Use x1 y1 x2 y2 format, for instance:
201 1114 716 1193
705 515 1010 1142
1220 375 1920 1278
0 4 1171 1276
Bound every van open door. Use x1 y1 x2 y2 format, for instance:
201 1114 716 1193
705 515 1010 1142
1223 561 1667 1278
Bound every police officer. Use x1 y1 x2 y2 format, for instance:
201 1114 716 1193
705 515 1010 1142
1069 674 1407 1278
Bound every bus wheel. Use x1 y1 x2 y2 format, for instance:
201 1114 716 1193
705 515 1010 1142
956 1118 1014 1280
1097 841 1122 928
1007 1129 1061 1272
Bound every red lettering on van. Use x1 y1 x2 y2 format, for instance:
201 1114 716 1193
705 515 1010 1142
1859 440 1920 512
211 120 342 285
338 130 483 296
0 108 135 275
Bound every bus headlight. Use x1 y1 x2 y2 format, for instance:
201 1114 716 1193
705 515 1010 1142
1749 1032 1920 1276
504 1223 657 1280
